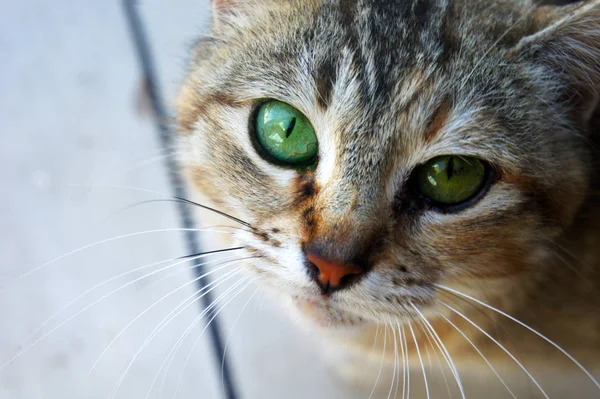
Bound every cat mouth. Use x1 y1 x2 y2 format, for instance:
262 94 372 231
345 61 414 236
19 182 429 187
291 297 365 328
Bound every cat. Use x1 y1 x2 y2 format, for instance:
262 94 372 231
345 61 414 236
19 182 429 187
176 0 600 397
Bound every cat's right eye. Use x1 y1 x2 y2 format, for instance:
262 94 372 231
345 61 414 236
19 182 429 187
254 100 318 166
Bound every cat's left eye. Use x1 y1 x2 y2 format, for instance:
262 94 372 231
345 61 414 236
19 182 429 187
414 155 489 208
254 100 318 166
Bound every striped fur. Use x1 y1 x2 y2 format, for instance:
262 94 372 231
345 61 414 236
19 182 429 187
178 0 600 396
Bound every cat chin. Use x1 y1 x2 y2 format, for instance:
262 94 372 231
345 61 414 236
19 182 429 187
287 296 369 331
249 272 376 330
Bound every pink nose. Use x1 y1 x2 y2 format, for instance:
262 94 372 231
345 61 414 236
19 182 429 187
306 252 363 295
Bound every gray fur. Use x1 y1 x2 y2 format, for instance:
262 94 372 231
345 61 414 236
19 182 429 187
177 0 600 394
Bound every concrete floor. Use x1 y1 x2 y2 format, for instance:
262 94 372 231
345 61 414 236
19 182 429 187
0 1 357 398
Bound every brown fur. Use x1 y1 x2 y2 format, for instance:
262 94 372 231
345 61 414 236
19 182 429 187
177 0 600 396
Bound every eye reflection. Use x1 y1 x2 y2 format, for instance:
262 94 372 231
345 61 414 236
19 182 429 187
254 100 318 166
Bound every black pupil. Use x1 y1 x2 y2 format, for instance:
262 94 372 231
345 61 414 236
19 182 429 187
285 117 297 138
447 156 455 180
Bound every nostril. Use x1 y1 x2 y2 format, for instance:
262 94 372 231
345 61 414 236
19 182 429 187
338 273 356 287
305 252 365 294
306 261 320 280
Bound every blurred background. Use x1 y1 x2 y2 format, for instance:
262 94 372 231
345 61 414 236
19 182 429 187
0 1 358 398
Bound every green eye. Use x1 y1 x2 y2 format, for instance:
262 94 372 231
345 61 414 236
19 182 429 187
415 155 487 206
255 100 318 166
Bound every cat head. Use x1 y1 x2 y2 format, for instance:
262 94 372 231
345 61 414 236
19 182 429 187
177 0 599 327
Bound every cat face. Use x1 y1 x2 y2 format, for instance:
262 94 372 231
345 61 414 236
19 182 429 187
177 0 598 327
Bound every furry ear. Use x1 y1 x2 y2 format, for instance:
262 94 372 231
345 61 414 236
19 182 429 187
514 0 600 129
210 0 256 32
212 0 239 15
211 0 247 25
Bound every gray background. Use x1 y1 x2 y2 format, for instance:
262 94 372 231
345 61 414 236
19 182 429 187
0 1 356 398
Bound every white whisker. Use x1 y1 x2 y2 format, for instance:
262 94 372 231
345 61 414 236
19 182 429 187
408 319 430 399
438 312 517 399
416 319 453 399
68 183 170 198
219 285 260 397
441 301 549 399
388 321 398 399
359 325 380 386
401 323 411 399
368 324 388 399
68 183 253 228
436 284 600 391
100 268 243 398
24 252 242 351
2 228 238 289
0 249 242 372
171 282 257 399
397 321 407 399
393 322 401 399
86 259 245 376
108 150 181 182
144 275 251 399
134 269 245 358
423 334 433 375
411 304 466 399
143 254 246 291
162 278 254 399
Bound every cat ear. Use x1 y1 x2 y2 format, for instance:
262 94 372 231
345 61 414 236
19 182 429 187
514 0 600 129
212 0 239 15
211 0 247 26
211 0 263 33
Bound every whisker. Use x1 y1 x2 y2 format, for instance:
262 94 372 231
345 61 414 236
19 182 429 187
143 254 245 291
172 280 257 399
393 322 401 399
416 319 453 399
256 290 268 314
0 248 244 372
411 304 466 399
118 199 255 231
397 321 407 399
179 247 245 260
108 150 181 182
544 238 589 268
545 247 596 288
86 258 247 376
423 334 433 375
436 284 600 391
441 301 549 399
111 274 249 399
23 251 244 348
359 325 380 386
438 312 517 399
408 319 430 399
135 268 248 356
401 323 411 399
438 288 507 340
219 285 260 398
113 268 245 395
69 183 254 228
69 183 169 197
152 276 253 399
201 224 249 232
368 324 388 399
172 196 255 229
2 229 240 289
388 320 398 399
